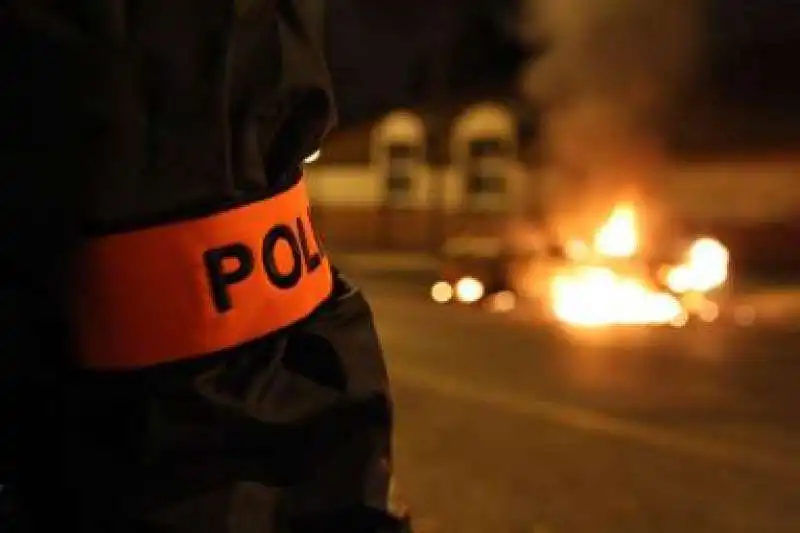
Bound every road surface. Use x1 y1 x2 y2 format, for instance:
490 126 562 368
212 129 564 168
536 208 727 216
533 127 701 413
353 274 800 533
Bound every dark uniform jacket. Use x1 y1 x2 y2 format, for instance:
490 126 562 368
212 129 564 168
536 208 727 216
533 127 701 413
0 2 409 531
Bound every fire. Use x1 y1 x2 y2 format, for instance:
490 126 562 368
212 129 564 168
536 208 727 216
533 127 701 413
664 238 729 294
551 267 685 327
593 202 638 258
549 203 729 328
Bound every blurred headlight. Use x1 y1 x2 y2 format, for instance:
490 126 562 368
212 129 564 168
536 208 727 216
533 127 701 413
455 277 485 304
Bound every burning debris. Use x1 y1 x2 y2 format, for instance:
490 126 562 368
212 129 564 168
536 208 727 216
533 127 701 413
431 202 731 330
548 202 729 328
432 2 727 327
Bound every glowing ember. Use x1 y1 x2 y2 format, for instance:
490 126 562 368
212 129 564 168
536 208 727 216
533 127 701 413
549 203 729 328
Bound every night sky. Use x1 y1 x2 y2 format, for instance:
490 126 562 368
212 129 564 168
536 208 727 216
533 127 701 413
705 0 800 102
325 0 523 126
325 0 800 137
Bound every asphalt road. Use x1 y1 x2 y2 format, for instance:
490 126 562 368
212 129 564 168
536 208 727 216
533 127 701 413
351 274 800 533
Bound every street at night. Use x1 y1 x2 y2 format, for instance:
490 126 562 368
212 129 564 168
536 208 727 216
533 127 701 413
6 1 800 531
351 273 800 533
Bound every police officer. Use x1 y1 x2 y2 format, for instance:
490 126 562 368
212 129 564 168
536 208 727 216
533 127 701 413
0 1 410 531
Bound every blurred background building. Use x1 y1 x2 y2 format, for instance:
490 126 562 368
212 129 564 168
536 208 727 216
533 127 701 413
308 0 800 277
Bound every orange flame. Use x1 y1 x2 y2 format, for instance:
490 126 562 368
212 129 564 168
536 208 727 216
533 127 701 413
549 203 728 327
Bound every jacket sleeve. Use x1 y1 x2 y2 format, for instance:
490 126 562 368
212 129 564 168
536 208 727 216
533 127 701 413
1 4 411 533
279 273 412 533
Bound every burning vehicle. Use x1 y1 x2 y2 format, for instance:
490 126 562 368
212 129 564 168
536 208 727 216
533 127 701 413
431 202 730 327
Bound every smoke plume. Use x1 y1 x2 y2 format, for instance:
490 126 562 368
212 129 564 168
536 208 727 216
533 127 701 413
519 0 703 240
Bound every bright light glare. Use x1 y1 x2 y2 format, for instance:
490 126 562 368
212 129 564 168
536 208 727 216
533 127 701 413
665 237 729 294
455 277 485 304
593 203 638 258
430 281 453 304
303 149 321 164
550 267 684 327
